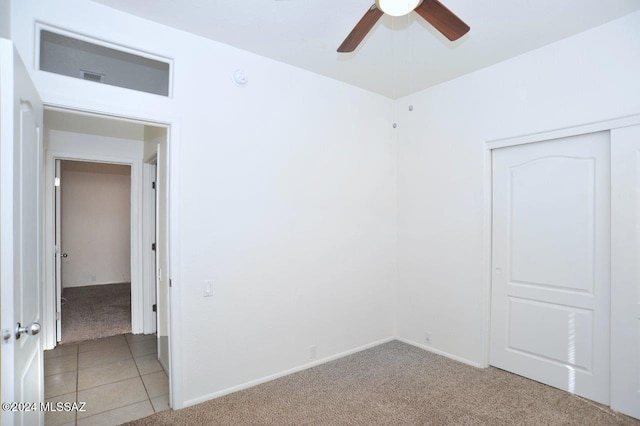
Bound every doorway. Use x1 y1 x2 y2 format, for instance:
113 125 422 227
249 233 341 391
56 160 133 343
1 42 176 423
42 108 172 401
487 120 640 420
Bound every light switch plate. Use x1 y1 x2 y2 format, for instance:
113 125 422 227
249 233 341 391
203 280 214 297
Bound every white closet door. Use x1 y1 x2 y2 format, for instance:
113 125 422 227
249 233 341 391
611 125 640 419
491 132 610 404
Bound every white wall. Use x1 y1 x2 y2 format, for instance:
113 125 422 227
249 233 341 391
60 161 131 287
20 0 638 410
0 0 9 39
396 11 640 366
12 0 396 406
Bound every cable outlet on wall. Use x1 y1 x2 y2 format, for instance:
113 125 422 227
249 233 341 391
309 345 318 360
425 332 432 345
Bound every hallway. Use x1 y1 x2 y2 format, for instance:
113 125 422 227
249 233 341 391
44 334 168 425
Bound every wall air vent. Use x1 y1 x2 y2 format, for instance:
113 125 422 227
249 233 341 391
38 27 172 97
81 70 104 83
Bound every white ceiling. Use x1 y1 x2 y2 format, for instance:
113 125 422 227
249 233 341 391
91 0 640 98
45 109 145 141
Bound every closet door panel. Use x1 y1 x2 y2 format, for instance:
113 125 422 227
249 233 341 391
491 132 610 404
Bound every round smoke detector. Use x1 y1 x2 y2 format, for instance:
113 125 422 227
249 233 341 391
233 70 248 86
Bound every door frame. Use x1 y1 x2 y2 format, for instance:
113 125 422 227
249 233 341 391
45 152 141 343
40 104 183 409
142 159 157 335
481 113 640 369
43 107 167 348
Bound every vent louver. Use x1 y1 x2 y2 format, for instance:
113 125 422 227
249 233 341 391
40 29 171 96
82 71 104 83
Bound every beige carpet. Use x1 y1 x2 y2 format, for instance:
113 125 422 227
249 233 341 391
61 283 131 344
128 341 639 425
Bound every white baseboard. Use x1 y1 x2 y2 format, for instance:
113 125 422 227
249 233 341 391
158 353 169 374
395 337 484 368
158 336 170 374
181 336 485 409
63 281 131 288
182 336 395 408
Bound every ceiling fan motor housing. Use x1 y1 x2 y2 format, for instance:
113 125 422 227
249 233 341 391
375 0 421 16
338 0 470 52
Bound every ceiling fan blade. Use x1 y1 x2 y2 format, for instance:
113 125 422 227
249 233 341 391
414 0 470 41
337 5 384 53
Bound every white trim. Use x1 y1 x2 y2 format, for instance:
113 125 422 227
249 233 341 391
34 22 174 98
395 338 484 368
44 150 143 343
182 337 396 408
182 336 484 409
62 280 134 287
43 145 55 349
486 114 640 150
0 39 17 418
142 163 157 334
167 120 181 409
481 113 640 370
46 104 169 128
39 99 180 409
158 346 170 374
480 143 493 369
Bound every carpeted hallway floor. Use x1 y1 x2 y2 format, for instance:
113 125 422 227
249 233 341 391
61 283 132 344
127 341 639 425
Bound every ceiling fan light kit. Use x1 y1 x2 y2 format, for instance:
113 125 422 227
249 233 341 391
375 0 420 17
338 0 470 52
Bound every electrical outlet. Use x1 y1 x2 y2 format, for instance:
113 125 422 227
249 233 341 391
425 332 432 345
309 345 317 360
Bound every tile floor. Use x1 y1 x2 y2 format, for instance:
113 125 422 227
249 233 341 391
44 333 169 426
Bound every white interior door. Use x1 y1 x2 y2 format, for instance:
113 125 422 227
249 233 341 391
152 163 158 334
155 144 167 368
490 131 610 404
0 39 45 425
55 159 62 342
611 125 640 419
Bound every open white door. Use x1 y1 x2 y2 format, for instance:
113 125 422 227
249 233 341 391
611 125 640 419
490 132 610 404
55 159 62 342
155 144 168 368
0 39 45 425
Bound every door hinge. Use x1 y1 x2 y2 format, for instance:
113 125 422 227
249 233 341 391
152 181 156 190
151 243 156 251
152 304 157 312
